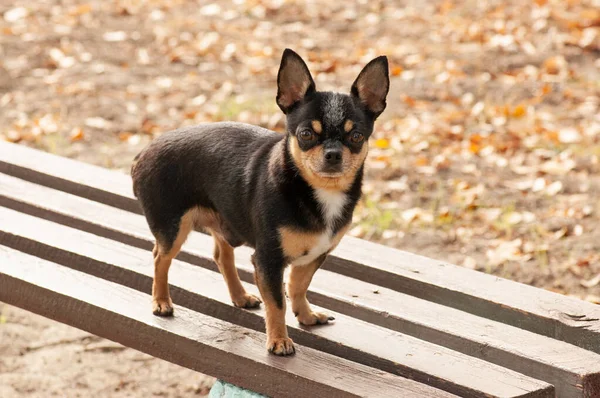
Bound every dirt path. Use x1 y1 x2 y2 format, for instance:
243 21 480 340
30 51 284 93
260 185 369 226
0 304 214 397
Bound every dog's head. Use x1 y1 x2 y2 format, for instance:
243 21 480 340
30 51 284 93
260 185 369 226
277 49 389 191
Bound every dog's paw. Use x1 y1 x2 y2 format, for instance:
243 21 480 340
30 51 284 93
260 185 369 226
152 298 174 316
297 311 335 326
267 337 295 356
232 293 262 309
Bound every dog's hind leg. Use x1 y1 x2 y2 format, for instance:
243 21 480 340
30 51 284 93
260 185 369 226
151 210 195 316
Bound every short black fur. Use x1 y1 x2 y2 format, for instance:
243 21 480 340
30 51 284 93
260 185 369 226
132 49 388 313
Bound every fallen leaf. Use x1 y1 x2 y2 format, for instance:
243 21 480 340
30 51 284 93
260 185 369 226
118 132 133 141
6 130 21 142
543 56 567 75
402 95 416 107
401 208 433 224
545 181 563 196
70 128 84 142
479 208 502 223
69 4 92 16
374 138 390 149
141 119 158 134
85 117 112 130
581 273 600 288
391 66 403 76
4 7 28 22
463 256 477 269
415 156 429 166
540 159 575 175
511 104 526 118
558 128 582 144
486 239 524 267
103 31 127 42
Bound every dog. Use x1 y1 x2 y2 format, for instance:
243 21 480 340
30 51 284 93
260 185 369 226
131 48 389 356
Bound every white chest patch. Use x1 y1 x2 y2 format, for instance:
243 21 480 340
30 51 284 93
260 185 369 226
291 189 347 266
314 188 347 226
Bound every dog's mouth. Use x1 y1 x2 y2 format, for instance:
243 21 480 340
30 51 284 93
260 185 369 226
306 163 344 178
316 171 344 178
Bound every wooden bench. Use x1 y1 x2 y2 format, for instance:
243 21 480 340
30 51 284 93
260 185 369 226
1 140 600 397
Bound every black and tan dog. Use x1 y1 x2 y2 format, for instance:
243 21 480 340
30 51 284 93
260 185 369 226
131 49 389 356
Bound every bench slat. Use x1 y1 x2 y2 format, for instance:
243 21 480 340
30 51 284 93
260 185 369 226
0 142 138 213
2 183 599 398
328 237 600 351
0 246 454 398
2 141 599 353
0 203 553 398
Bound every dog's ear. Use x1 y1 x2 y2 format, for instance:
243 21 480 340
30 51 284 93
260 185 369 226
276 49 316 114
351 56 389 119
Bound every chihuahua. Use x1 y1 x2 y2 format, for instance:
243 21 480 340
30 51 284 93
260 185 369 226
131 48 389 356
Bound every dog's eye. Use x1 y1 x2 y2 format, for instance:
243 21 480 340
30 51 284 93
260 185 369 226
350 132 364 143
299 130 315 141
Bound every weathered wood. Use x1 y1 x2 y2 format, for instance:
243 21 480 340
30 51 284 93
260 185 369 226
327 236 600 353
0 180 600 397
0 204 553 398
0 142 138 213
2 141 600 353
0 247 455 398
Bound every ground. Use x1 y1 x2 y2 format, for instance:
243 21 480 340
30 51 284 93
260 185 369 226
0 305 215 397
1 0 599 396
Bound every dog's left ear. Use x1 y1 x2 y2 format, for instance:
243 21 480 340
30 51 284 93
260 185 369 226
276 49 316 114
351 56 389 119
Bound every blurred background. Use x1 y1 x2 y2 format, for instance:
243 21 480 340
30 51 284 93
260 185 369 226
1 0 599 396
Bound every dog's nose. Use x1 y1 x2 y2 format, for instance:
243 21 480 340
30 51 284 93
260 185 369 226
324 148 342 165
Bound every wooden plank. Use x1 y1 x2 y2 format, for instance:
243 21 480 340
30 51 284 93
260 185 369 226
0 204 553 398
2 141 600 352
0 142 138 213
0 247 454 398
326 236 600 352
2 177 600 398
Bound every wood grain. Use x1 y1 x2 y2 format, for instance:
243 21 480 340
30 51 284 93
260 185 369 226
0 246 455 398
2 141 599 353
0 204 553 398
1 177 599 397
0 142 138 213
327 236 600 352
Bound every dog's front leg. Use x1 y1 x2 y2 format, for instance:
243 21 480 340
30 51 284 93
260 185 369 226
253 250 294 356
288 254 334 326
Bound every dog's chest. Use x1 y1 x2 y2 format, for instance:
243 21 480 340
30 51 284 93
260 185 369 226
290 189 347 266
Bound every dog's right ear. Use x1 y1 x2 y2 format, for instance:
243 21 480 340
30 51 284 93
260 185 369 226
276 49 316 114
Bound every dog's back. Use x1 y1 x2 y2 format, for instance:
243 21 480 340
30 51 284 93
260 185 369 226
132 122 282 247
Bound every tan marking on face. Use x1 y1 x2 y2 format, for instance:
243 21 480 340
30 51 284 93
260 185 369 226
279 226 320 260
288 136 368 191
344 119 354 132
311 120 322 134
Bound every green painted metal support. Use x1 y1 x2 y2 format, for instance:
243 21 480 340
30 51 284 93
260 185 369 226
209 380 268 398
